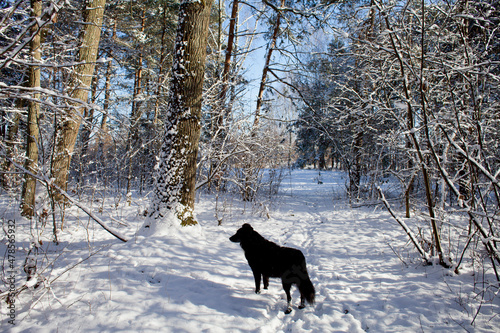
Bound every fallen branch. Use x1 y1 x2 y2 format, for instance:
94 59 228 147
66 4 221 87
377 187 431 263
6 157 128 242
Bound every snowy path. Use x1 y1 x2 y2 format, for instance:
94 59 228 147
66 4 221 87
5 170 499 332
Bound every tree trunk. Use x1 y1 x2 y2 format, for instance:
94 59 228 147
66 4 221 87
100 19 116 136
78 72 98 186
418 0 447 265
219 0 239 114
2 107 21 189
20 0 42 217
349 132 363 201
50 0 106 203
153 3 170 124
253 0 285 130
101 54 112 134
126 10 145 201
379 4 447 266
151 0 214 226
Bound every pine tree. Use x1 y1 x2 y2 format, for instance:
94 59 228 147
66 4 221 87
20 0 42 217
50 0 106 203
150 0 215 226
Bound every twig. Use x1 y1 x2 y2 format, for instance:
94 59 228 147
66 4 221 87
386 241 408 267
49 245 112 285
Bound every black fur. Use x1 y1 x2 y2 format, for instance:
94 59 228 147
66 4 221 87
230 223 315 314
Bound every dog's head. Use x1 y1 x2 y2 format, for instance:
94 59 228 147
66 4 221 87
229 223 253 243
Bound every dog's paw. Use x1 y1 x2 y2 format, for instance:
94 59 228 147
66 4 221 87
298 304 305 310
255 290 261 294
284 307 292 314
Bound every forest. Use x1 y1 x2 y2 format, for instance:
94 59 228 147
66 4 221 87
1 0 499 330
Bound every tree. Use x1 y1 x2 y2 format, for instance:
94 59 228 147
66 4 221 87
314 0 500 269
253 0 285 130
50 0 106 203
219 0 239 114
150 0 215 226
20 0 42 217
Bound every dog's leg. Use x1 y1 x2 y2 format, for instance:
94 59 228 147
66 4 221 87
263 275 269 289
282 281 292 314
252 270 261 293
298 292 306 309
298 280 306 309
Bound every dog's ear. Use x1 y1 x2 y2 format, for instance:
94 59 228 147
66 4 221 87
242 223 253 230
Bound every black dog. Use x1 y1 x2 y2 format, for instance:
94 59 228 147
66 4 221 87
229 223 315 314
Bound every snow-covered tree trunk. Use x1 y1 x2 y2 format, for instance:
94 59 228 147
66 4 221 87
150 0 214 226
1 111 20 189
50 0 106 203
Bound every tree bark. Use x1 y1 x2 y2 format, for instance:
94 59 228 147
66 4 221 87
151 0 214 226
50 0 106 203
153 2 172 124
20 0 42 217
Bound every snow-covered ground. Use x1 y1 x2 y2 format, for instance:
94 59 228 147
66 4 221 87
2 170 499 332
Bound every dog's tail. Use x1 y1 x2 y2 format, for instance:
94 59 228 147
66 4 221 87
297 261 315 305
299 276 315 304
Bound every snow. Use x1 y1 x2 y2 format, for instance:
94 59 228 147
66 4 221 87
2 170 499 332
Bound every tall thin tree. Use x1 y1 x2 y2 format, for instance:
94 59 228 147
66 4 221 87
253 0 285 130
20 0 42 217
50 0 106 203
